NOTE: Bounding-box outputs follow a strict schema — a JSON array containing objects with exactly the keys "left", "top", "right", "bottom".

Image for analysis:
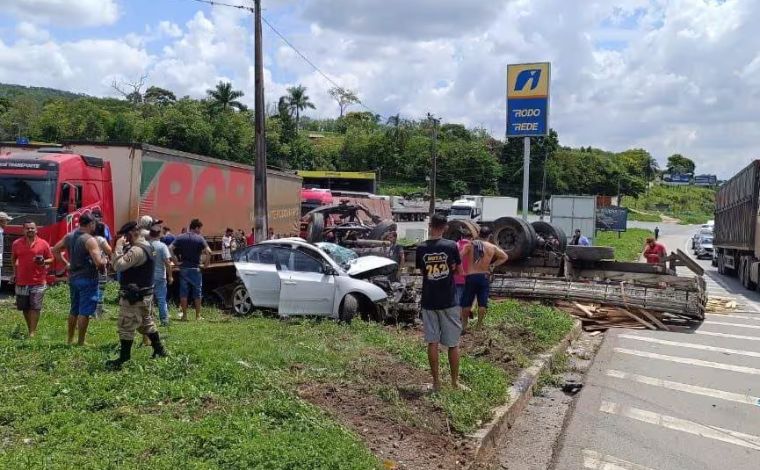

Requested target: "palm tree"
[
  {"left": 286, "top": 85, "right": 315, "bottom": 131},
  {"left": 206, "top": 81, "right": 246, "bottom": 112}
]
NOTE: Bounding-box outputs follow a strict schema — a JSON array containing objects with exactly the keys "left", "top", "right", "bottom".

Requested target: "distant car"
[
  {"left": 695, "top": 235, "right": 714, "bottom": 260},
  {"left": 692, "top": 226, "right": 713, "bottom": 250},
  {"left": 231, "top": 239, "right": 394, "bottom": 321}
]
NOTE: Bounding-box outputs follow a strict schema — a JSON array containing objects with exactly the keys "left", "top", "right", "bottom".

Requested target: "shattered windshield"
[{"left": 316, "top": 242, "right": 358, "bottom": 269}]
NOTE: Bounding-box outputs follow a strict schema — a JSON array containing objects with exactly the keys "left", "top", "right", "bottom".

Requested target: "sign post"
[{"left": 506, "top": 62, "right": 550, "bottom": 219}]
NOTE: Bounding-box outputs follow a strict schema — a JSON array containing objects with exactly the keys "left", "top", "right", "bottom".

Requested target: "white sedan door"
[
  {"left": 234, "top": 245, "right": 287, "bottom": 308},
  {"left": 277, "top": 248, "right": 337, "bottom": 315}
]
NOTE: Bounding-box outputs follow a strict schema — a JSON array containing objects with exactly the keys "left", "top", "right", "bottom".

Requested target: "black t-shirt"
[
  {"left": 416, "top": 238, "right": 461, "bottom": 310},
  {"left": 171, "top": 232, "right": 209, "bottom": 268}
]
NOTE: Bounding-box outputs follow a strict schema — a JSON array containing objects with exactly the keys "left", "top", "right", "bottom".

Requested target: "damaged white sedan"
[{"left": 231, "top": 238, "right": 398, "bottom": 321}]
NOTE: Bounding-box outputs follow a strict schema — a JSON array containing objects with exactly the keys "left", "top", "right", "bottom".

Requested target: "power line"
[{"left": 177, "top": 0, "right": 379, "bottom": 116}]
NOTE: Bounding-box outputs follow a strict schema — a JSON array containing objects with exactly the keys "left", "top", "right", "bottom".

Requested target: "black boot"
[
  {"left": 147, "top": 332, "right": 167, "bottom": 358},
  {"left": 105, "top": 339, "right": 133, "bottom": 370}
]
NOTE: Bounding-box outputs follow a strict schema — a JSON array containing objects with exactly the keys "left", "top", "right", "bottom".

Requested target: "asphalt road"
[{"left": 553, "top": 223, "right": 760, "bottom": 470}]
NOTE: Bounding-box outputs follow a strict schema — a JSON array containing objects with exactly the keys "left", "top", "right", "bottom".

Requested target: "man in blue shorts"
[
  {"left": 416, "top": 214, "right": 464, "bottom": 392},
  {"left": 52, "top": 214, "right": 107, "bottom": 345},
  {"left": 170, "top": 218, "right": 212, "bottom": 321},
  {"left": 460, "top": 226, "right": 508, "bottom": 331}
]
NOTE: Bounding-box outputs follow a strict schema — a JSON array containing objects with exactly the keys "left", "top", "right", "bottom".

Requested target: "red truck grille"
[{"left": 2, "top": 233, "right": 20, "bottom": 280}]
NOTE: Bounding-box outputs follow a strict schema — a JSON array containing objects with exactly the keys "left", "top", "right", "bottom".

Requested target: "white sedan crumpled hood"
[{"left": 345, "top": 255, "right": 397, "bottom": 278}]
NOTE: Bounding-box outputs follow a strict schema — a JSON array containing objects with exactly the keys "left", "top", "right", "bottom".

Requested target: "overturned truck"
[{"left": 439, "top": 217, "right": 707, "bottom": 322}]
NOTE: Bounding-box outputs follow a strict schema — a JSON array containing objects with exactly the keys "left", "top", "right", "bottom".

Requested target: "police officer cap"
[{"left": 118, "top": 221, "right": 139, "bottom": 235}]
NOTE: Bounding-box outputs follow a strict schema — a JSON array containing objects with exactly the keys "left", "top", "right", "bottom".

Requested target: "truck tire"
[
  {"left": 531, "top": 221, "right": 567, "bottom": 252},
  {"left": 339, "top": 294, "right": 358, "bottom": 323},
  {"left": 368, "top": 220, "right": 397, "bottom": 240},
  {"left": 305, "top": 213, "right": 325, "bottom": 243},
  {"left": 444, "top": 219, "right": 479, "bottom": 241},
  {"left": 565, "top": 245, "right": 615, "bottom": 261},
  {"left": 717, "top": 253, "right": 726, "bottom": 275},
  {"left": 741, "top": 257, "right": 757, "bottom": 290},
  {"left": 492, "top": 217, "right": 536, "bottom": 260},
  {"left": 231, "top": 282, "right": 254, "bottom": 316}
]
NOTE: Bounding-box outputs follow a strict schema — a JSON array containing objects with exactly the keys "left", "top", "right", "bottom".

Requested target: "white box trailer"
[
  {"left": 448, "top": 195, "right": 518, "bottom": 223},
  {"left": 550, "top": 195, "right": 597, "bottom": 243}
]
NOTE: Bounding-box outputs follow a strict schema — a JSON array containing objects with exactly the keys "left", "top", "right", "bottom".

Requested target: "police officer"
[{"left": 106, "top": 221, "right": 167, "bottom": 370}]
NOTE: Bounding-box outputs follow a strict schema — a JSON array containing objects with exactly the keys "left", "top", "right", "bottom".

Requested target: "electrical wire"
[{"left": 176, "top": 0, "right": 380, "bottom": 116}]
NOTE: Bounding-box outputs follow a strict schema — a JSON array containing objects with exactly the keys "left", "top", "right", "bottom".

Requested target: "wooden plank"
[
  {"left": 590, "top": 261, "right": 666, "bottom": 274},
  {"left": 573, "top": 302, "right": 596, "bottom": 318},
  {"left": 635, "top": 308, "right": 671, "bottom": 331},
  {"left": 675, "top": 249, "right": 704, "bottom": 276},
  {"left": 618, "top": 309, "right": 658, "bottom": 330}
]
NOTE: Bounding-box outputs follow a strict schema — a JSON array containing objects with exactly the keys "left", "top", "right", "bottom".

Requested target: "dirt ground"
[{"left": 299, "top": 348, "right": 475, "bottom": 470}]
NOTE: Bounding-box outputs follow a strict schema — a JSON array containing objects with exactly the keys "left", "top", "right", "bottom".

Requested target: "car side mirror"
[{"left": 324, "top": 262, "right": 337, "bottom": 275}]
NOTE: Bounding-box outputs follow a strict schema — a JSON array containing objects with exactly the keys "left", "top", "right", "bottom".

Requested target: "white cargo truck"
[
  {"left": 448, "top": 195, "right": 518, "bottom": 223},
  {"left": 550, "top": 195, "right": 597, "bottom": 243}
]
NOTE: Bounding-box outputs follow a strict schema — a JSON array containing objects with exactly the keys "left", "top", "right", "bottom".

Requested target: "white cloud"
[
  {"left": 4, "top": 0, "right": 119, "bottom": 27},
  {"left": 1, "top": 0, "right": 760, "bottom": 177}
]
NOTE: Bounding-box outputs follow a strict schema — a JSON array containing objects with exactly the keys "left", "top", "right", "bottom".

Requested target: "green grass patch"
[
  {"left": 626, "top": 184, "right": 714, "bottom": 225},
  {"left": 596, "top": 228, "right": 653, "bottom": 261},
  {"left": 0, "top": 283, "right": 576, "bottom": 467},
  {"left": 627, "top": 209, "right": 662, "bottom": 222}
]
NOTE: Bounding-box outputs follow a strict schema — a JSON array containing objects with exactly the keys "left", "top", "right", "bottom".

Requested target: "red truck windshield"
[{"left": 0, "top": 176, "right": 56, "bottom": 210}]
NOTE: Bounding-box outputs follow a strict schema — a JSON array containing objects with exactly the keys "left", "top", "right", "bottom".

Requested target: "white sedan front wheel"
[{"left": 232, "top": 283, "right": 254, "bottom": 316}]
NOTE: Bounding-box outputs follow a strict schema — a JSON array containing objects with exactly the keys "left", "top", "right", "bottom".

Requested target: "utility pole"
[
  {"left": 427, "top": 114, "right": 439, "bottom": 218},
  {"left": 253, "top": 0, "right": 268, "bottom": 243},
  {"left": 539, "top": 143, "right": 548, "bottom": 221},
  {"left": 522, "top": 137, "right": 530, "bottom": 220}
]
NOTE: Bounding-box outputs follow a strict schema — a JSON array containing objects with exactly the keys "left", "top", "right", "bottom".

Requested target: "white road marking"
[
  {"left": 619, "top": 334, "right": 760, "bottom": 358},
  {"left": 696, "top": 330, "right": 760, "bottom": 342},
  {"left": 582, "top": 449, "right": 657, "bottom": 470},
  {"left": 704, "top": 320, "right": 760, "bottom": 330},
  {"left": 614, "top": 348, "right": 760, "bottom": 375},
  {"left": 707, "top": 314, "right": 760, "bottom": 321},
  {"left": 606, "top": 369, "right": 760, "bottom": 407},
  {"left": 599, "top": 401, "right": 760, "bottom": 451}
]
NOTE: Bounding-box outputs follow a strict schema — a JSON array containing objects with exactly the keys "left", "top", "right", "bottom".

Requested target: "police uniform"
[{"left": 106, "top": 222, "right": 167, "bottom": 370}]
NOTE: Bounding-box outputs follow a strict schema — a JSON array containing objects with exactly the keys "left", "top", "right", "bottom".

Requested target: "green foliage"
[
  {"left": 627, "top": 209, "right": 662, "bottom": 222},
  {"left": 595, "top": 228, "right": 653, "bottom": 261},
  {"left": 206, "top": 81, "right": 246, "bottom": 112},
  {"left": 626, "top": 185, "right": 715, "bottom": 224},
  {"left": 666, "top": 154, "right": 696, "bottom": 174}
]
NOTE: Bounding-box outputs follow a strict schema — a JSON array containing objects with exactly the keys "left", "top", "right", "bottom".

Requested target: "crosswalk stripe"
[
  {"left": 619, "top": 334, "right": 760, "bottom": 358},
  {"left": 706, "top": 314, "right": 760, "bottom": 321},
  {"left": 696, "top": 330, "right": 760, "bottom": 342},
  {"left": 614, "top": 348, "right": 760, "bottom": 375},
  {"left": 599, "top": 401, "right": 760, "bottom": 451},
  {"left": 582, "top": 449, "right": 657, "bottom": 470},
  {"left": 704, "top": 320, "right": 760, "bottom": 330},
  {"left": 606, "top": 369, "right": 760, "bottom": 407}
]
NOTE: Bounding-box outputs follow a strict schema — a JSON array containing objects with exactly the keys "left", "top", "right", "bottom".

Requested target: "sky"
[{"left": 0, "top": 0, "right": 757, "bottom": 178}]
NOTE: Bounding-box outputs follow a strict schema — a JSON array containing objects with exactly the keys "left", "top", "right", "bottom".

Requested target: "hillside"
[
  {"left": 625, "top": 184, "right": 715, "bottom": 224},
  {"left": 0, "top": 83, "right": 88, "bottom": 103}
]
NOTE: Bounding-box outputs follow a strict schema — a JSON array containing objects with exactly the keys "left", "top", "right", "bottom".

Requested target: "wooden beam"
[{"left": 635, "top": 308, "right": 671, "bottom": 331}]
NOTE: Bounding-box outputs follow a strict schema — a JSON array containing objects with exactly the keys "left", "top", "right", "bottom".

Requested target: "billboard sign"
[
  {"left": 596, "top": 205, "right": 628, "bottom": 232},
  {"left": 506, "top": 62, "right": 550, "bottom": 137}
]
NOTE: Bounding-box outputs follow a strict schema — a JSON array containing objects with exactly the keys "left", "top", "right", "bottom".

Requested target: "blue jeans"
[
  {"left": 179, "top": 268, "right": 202, "bottom": 301},
  {"left": 154, "top": 278, "right": 169, "bottom": 324},
  {"left": 69, "top": 277, "right": 99, "bottom": 317}
]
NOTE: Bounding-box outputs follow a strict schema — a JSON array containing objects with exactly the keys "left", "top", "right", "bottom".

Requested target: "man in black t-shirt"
[{"left": 416, "top": 214, "right": 463, "bottom": 392}]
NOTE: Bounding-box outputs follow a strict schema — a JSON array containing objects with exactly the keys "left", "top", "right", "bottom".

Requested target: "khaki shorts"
[
  {"left": 422, "top": 306, "right": 462, "bottom": 347},
  {"left": 117, "top": 297, "right": 157, "bottom": 341}
]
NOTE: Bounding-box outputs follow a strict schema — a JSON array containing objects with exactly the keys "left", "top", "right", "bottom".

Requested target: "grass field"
[
  {"left": 0, "top": 283, "right": 572, "bottom": 469},
  {"left": 626, "top": 184, "right": 714, "bottom": 225},
  {"left": 627, "top": 209, "right": 662, "bottom": 222},
  {"left": 596, "top": 228, "right": 653, "bottom": 261}
]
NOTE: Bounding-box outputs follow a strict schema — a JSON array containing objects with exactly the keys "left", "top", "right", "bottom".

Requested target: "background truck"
[
  {"left": 447, "top": 195, "right": 518, "bottom": 223},
  {"left": 0, "top": 142, "right": 302, "bottom": 285},
  {"left": 388, "top": 195, "right": 428, "bottom": 222},
  {"left": 713, "top": 159, "right": 760, "bottom": 289},
  {"left": 550, "top": 195, "right": 597, "bottom": 243}
]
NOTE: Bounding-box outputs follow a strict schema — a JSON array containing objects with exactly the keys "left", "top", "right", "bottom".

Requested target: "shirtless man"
[{"left": 459, "top": 226, "right": 508, "bottom": 330}]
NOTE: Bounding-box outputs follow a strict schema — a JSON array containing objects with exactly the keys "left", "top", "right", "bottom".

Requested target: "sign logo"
[
  {"left": 515, "top": 69, "right": 542, "bottom": 92},
  {"left": 506, "top": 62, "right": 550, "bottom": 137}
]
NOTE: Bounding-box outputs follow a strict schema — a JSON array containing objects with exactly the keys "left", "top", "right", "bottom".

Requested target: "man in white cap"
[{"left": 0, "top": 211, "right": 13, "bottom": 288}]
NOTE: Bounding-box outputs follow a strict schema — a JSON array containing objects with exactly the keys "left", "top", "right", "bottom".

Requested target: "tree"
[
  {"left": 328, "top": 86, "right": 359, "bottom": 117},
  {"left": 666, "top": 154, "right": 695, "bottom": 174},
  {"left": 206, "top": 81, "right": 247, "bottom": 112},
  {"left": 144, "top": 86, "right": 177, "bottom": 106},
  {"left": 112, "top": 74, "right": 148, "bottom": 107},
  {"left": 285, "top": 85, "right": 315, "bottom": 131}
]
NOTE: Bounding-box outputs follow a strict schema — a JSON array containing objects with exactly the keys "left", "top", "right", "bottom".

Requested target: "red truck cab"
[
  {"left": 300, "top": 187, "right": 333, "bottom": 216},
  {"left": 0, "top": 149, "right": 115, "bottom": 282}
]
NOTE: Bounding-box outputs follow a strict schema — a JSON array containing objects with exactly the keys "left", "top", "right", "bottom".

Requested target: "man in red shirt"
[
  {"left": 246, "top": 226, "right": 255, "bottom": 246},
  {"left": 643, "top": 237, "right": 667, "bottom": 264},
  {"left": 11, "top": 221, "right": 53, "bottom": 337}
]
